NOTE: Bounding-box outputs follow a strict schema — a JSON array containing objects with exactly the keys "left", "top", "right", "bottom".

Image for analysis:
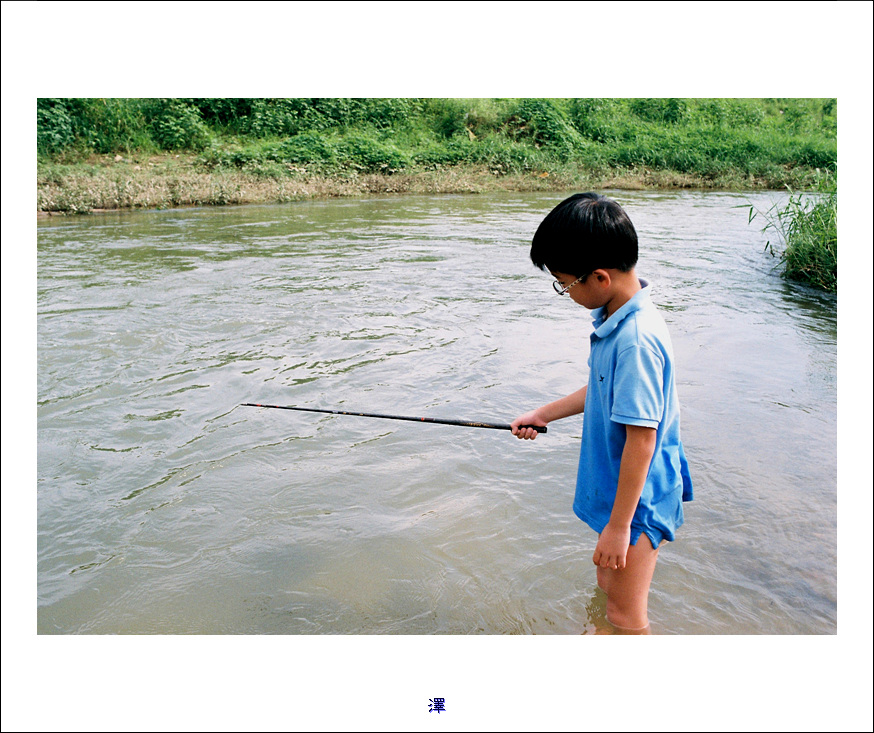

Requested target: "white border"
[{"left": 4, "top": 2, "right": 872, "bottom": 731}]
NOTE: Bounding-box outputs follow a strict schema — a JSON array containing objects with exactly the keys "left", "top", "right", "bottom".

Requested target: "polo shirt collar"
[{"left": 591, "top": 278, "right": 650, "bottom": 338}]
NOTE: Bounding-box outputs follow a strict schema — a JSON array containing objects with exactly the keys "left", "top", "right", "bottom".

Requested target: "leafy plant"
[
  {"left": 630, "top": 98, "right": 688, "bottom": 124},
  {"left": 37, "top": 99, "right": 74, "bottom": 155},
  {"left": 242, "top": 99, "right": 304, "bottom": 137},
  {"left": 38, "top": 98, "right": 155, "bottom": 155},
  {"left": 693, "top": 99, "right": 765, "bottom": 128},
  {"left": 568, "top": 98, "right": 624, "bottom": 143},
  {"left": 427, "top": 98, "right": 471, "bottom": 138},
  {"left": 412, "top": 139, "right": 476, "bottom": 169},
  {"left": 336, "top": 134, "right": 409, "bottom": 174},
  {"left": 506, "top": 99, "right": 581, "bottom": 159},
  {"left": 191, "top": 98, "right": 254, "bottom": 130},
  {"left": 150, "top": 99, "right": 212, "bottom": 151},
  {"left": 237, "top": 98, "right": 424, "bottom": 138},
  {"left": 425, "top": 98, "right": 508, "bottom": 139},
  {"left": 271, "top": 133, "right": 338, "bottom": 167},
  {"left": 470, "top": 137, "right": 544, "bottom": 175}
]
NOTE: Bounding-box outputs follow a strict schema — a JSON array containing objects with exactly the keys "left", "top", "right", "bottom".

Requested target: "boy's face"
[{"left": 551, "top": 270, "right": 606, "bottom": 310}]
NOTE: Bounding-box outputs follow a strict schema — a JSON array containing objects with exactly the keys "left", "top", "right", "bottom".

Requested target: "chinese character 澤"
[{"left": 429, "top": 698, "right": 446, "bottom": 713}]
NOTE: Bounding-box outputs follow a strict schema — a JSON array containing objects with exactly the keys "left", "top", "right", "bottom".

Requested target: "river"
[{"left": 36, "top": 190, "right": 837, "bottom": 634}]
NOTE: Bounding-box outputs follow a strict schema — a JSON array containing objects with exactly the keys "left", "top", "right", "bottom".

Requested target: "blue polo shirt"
[{"left": 573, "top": 280, "right": 693, "bottom": 548}]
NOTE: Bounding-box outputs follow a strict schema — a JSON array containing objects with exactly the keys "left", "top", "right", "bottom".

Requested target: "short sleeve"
[{"left": 611, "top": 344, "right": 665, "bottom": 428}]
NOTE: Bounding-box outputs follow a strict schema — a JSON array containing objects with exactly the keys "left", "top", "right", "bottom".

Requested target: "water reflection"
[{"left": 776, "top": 280, "right": 837, "bottom": 338}]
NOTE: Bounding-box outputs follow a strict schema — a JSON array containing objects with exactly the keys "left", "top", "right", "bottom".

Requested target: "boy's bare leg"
[{"left": 597, "top": 534, "right": 660, "bottom": 632}]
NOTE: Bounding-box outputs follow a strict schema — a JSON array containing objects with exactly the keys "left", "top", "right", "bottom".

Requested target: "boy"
[{"left": 511, "top": 193, "right": 693, "bottom": 633}]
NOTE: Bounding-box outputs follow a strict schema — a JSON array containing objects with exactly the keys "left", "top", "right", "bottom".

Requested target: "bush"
[
  {"left": 630, "top": 98, "right": 688, "bottom": 124},
  {"left": 150, "top": 99, "right": 212, "bottom": 151},
  {"left": 197, "top": 145, "right": 263, "bottom": 170},
  {"left": 506, "top": 98, "right": 581, "bottom": 159},
  {"left": 353, "top": 98, "right": 423, "bottom": 130},
  {"left": 237, "top": 98, "right": 424, "bottom": 138},
  {"left": 273, "top": 133, "right": 337, "bottom": 163},
  {"left": 793, "top": 140, "right": 837, "bottom": 170},
  {"left": 242, "top": 99, "right": 305, "bottom": 137},
  {"left": 44, "top": 98, "right": 155, "bottom": 154},
  {"left": 37, "top": 99, "right": 75, "bottom": 156},
  {"left": 269, "top": 133, "right": 339, "bottom": 173},
  {"left": 412, "top": 139, "right": 476, "bottom": 169},
  {"left": 425, "top": 98, "right": 508, "bottom": 139},
  {"left": 695, "top": 99, "right": 765, "bottom": 128},
  {"left": 469, "top": 137, "right": 545, "bottom": 175},
  {"left": 191, "top": 98, "right": 254, "bottom": 130},
  {"left": 426, "top": 98, "right": 470, "bottom": 138},
  {"left": 568, "top": 98, "right": 625, "bottom": 143},
  {"left": 336, "top": 134, "right": 409, "bottom": 173}
]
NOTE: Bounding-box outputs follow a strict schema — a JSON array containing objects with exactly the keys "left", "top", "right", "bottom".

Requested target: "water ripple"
[{"left": 37, "top": 191, "right": 836, "bottom": 634}]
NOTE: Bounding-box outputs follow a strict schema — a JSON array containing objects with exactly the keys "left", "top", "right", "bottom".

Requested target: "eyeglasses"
[{"left": 552, "top": 274, "right": 588, "bottom": 296}]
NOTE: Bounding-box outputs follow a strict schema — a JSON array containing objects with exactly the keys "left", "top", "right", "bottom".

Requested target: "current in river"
[{"left": 36, "top": 190, "right": 837, "bottom": 634}]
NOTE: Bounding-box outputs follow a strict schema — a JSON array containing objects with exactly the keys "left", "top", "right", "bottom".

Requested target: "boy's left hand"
[{"left": 593, "top": 523, "right": 631, "bottom": 570}]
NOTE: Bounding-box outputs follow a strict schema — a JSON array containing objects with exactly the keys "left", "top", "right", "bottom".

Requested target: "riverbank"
[
  {"left": 37, "top": 153, "right": 810, "bottom": 216},
  {"left": 37, "top": 98, "right": 836, "bottom": 215}
]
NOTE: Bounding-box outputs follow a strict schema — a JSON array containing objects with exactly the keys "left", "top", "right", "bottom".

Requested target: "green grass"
[
  {"left": 748, "top": 171, "right": 837, "bottom": 292},
  {"left": 38, "top": 98, "right": 836, "bottom": 186}
]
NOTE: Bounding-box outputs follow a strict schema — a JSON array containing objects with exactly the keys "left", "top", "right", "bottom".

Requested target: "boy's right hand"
[{"left": 511, "top": 410, "right": 548, "bottom": 440}]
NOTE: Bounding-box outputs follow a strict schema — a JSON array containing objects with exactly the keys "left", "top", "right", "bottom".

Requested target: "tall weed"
[{"left": 749, "top": 172, "right": 837, "bottom": 292}]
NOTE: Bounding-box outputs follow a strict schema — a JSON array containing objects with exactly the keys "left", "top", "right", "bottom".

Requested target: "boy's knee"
[{"left": 606, "top": 598, "right": 648, "bottom": 631}]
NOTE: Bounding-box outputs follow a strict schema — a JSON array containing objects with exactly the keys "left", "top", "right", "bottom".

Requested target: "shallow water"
[{"left": 37, "top": 190, "right": 836, "bottom": 634}]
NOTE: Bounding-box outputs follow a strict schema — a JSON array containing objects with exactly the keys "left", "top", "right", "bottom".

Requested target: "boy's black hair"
[{"left": 530, "top": 192, "right": 638, "bottom": 276}]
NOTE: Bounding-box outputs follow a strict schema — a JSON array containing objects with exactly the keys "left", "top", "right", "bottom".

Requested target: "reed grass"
[{"left": 748, "top": 172, "right": 837, "bottom": 292}]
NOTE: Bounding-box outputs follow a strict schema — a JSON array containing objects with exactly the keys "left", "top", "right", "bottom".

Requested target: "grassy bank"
[
  {"left": 38, "top": 98, "right": 836, "bottom": 214},
  {"left": 36, "top": 152, "right": 746, "bottom": 215}
]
